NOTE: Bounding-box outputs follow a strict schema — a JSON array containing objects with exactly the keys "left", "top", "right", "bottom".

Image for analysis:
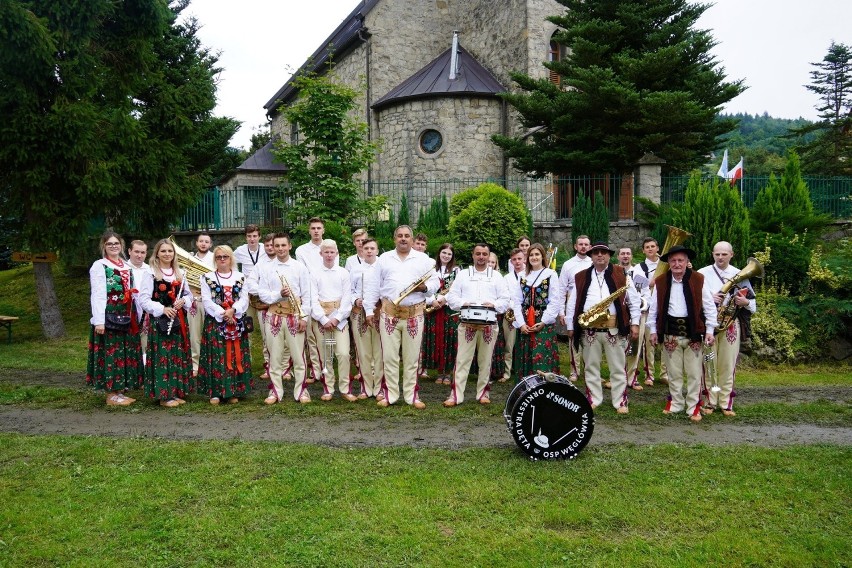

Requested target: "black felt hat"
[
  {"left": 587, "top": 241, "right": 616, "bottom": 255},
  {"left": 660, "top": 244, "right": 696, "bottom": 262}
]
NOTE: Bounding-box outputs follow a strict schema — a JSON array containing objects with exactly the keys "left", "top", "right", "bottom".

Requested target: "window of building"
[
  {"left": 417, "top": 127, "right": 445, "bottom": 158},
  {"left": 548, "top": 35, "right": 567, "bottom": 86}
]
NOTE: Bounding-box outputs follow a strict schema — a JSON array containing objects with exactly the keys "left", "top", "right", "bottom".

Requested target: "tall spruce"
[
  {"left": 672, "top": 175, "right": 750, "bottom": 267},
  {"left": 751, "top": 151, "right": 829, "bottom": 236},
  {"left": 493, "top": 0, "right": 744, "bottom": 176},
  {"left": 0, "top": 0, "right": 239, "bottom": 338},
  {"left": 790, "top": 42, "right": 852, "bottom": 175},
  {"left": 571, "top": 192, "right": 609, "bottom": 244}
]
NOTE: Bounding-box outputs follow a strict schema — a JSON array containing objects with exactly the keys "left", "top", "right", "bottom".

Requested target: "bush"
[
  {"left": 448, "top": 183, "right": 530, "bottom": 262},
  {"left": 751, "top": 287, "right": 801, "bottom": 361}
]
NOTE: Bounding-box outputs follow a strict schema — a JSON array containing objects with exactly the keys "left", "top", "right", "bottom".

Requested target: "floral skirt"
[
  {"left": 145, "top": 323, "right": 193, "bottom": 401},
  {"left": 86, "top": 326, "right": 143, "bottom": 392},
  {"left": 422, "top": 307, "right": 458, "bottom": 373},
  {"left": 197, "top": 316, "right": 253, "bottom": 399},
  {"left": 514, "top": 323, "right": 559, "bottom": 380}
]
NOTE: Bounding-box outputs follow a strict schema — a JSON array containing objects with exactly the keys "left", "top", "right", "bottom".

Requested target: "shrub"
[
  {"left": 448, "top": 183, "right": 530, "bottom": 262},
  {"left": 751, "top": 286, "right": 800, "bottom": 361}
]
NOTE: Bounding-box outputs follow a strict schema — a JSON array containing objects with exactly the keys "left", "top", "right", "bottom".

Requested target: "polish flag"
[
  {"left": 716, "top": 149, "right": 729, "bottom": 179},
  {"left": 728, "top": 158, "right": 743, "bottom": 184}
]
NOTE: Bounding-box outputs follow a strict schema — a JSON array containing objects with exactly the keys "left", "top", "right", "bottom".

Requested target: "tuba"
[
  {"left": 716, "top": 257, "right": 764, "bottom": 332},
  {"left": 169, "top": 236, "right": 211, "bottom": 295},
  {"left": 652, "top": 225, "right": 693, "bottom": 282}
]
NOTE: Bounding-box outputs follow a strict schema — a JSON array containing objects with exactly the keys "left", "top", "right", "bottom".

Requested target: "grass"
[{"left": 0, "top": 434, "right": 849, "bottom": 567}]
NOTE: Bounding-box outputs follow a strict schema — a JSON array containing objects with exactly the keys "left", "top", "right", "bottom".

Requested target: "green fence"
[{"left": 661, "top": 174, "right": 852, "bottom": 218}]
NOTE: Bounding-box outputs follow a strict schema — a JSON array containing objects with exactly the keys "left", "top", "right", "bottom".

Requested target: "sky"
[{"left": 184, "top": 0, "right": 852, "bottom": 150}]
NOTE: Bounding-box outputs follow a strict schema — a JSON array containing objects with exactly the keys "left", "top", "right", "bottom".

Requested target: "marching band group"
[{"left": 87, "top": 220, "right": 757, "bottom": 421}]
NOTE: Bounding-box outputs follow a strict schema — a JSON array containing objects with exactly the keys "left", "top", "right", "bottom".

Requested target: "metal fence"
[
  {"left": 661, "top": 174, "right": 852, "bottom": 218},
  {"left": 174, "top": 175, "right": 633, "bottom": 231}
]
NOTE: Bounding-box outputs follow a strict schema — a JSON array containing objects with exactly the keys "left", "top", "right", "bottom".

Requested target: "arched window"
[{"left": 548, "top": 35, "right": 567, "bottom": 86}]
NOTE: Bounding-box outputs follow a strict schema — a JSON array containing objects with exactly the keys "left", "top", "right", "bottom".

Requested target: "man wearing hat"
[
  {"left": 647, "top": 245, "right": 717, "bottom": 422},
  {"left": 564, "top": 242, "right": 641, "bottom": 413}
]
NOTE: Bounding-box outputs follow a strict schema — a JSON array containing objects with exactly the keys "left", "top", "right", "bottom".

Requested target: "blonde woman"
[{"left": 197, "top": 245, "right": 253, "bottom": 404}]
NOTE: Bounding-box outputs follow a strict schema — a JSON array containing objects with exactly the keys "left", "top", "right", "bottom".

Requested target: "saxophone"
[{"left": 578, "top": 284, "right": 629, "bottom": 328}]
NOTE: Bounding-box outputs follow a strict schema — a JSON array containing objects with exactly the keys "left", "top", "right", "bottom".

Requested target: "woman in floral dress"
[
  {"left": 423, "top": 243, "right": 459, "bottom": 384},
  {"left": 137, "top": 239, "right": 193, "bottom": 407},
  {"left": 509, "top": 243, "right": 563, "bottom": 381},
  {"left": 86, "top": 231, "right": 143, "bottom": 406},
  {"left": 197, "top": 245, "right": 253, "bottom": 404}
]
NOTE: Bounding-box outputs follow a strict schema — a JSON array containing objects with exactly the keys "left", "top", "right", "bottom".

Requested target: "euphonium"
[
  {"left": 278, "top": 273, "right": 306, "bottom": 319},
  {"left": 578, "top": 283, "right": 629, "bottom": 328},
  {"left": 393, "top": 269, "right": 434, "bottom": 306},
  {"left": 652, "top": 225, "right": 693, "bottom": 282},
  {"left": 169, "top": 236, "right": 211, "bottom": 295},
  {"left": 715, "top": 257, "right": 764, "bottom": 332}
]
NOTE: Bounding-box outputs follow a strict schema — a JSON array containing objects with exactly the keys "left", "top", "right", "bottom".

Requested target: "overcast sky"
[{"left": 185, "top": 0, "right": 852, "bottom": 150}]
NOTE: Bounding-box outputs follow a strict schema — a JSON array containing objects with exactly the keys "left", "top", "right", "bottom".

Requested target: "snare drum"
[
  {"left": 504, "top": 373, "right": 594, "bottom": 460},
  {"left": 459, "top": 305, "right": 497, "bottom": 326}
]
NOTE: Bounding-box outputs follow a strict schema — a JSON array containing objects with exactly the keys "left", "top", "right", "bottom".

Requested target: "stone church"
[{"left": 219, "top": 0, "right": 648, "bottom": 242}]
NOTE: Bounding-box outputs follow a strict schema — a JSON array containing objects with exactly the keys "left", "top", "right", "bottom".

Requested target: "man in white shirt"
[
  {"left": 310, "top": 240, "right": 354, "bottom": 401},
  {"left": 244, "top": 233, "right": 278, "bottom": 380},
  {"left": 633, "top": 237, "right": 667, "bottom": 386},
  {"left": 499, "top": 248, "right": 526, "bottom": 382},
  {"left": 349, "top": 238, "right": 383, "bottom": 399},
  {"left": 443, "top": 243, "right": 510, "bottom": 406},
  {"left": 296, "top": 217, "right": 334, "bottom": 384},
  {"left": 127, "top": 240, "right": 152, "bottom": 364},
  {"left": 234, "top": 224, "right": 263, "bottom": 364},
  {"left": 698, "top": 241, "right": 756, "bottom": 417},
  {"left": 187, "top": 233, "right": 214, "bottom": 375},
  {"left": 364, "top": 225, "right": 439, "bottom": 408},
  {"left": 344, "top": 228, "right": 368, "bottom": 273},
  {"left": 648, "top": 245, "right": 717, "bottom": 422},
  {"left": 256, "top": 233, "right": 313, "bottom": 404},
  {"left": 558, "top": 235, "right": 592, "bottom": 382},
  {"left": 565, "top": 242, "right": 641, "bottom": 413}
]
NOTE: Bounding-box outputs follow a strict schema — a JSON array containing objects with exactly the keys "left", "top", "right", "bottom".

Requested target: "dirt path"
[{"left": 2, "top": 369, "right": 850, "bottom": 448}]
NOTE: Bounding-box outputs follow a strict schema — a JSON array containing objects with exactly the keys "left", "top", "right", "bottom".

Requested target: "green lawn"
[{"left": 0, "top": 434, "right": 849, "bottom": 567}]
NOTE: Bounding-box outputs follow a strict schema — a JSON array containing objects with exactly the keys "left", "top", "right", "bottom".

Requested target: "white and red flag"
[{"left": 728, "top": 158, "right": 743, "bottom": 184}]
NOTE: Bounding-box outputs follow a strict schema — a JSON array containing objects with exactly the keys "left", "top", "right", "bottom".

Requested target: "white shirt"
[
  {"left": 632, "top": 257, "right": 660, "bottom": 280},
  {"left": 698, "top": 263, "right": 757, "bottom": 314},
  {"left": 137, "top": 268, "right": 192, "bottom": 318},
  {"left": 349, "top": 259, "right": 378, "bottom": 302},
  {"left": 446, "top": 266, "right": 511, "bottom": 314},
  {"left": 508, "top": 267, "right": 563, "bottom": 328},
  {"left": 129, "top": 261, "right": 153, "bottom": 321},
  {"left": 193, "top": 251, "right": 216, "bottom": 270},
  {"left": 295, "top": 241, "right": 334, "bottom": 275},
  {"left": 647, "top": 272, "right": 718, "bottom": 335},
  {"left": 344, "top": 254, "right": 364, "bottom": 273},
  {"left": 234, "top": 244, "right": 263, "bottom": 278},
  {"left": 558, "top": 255, "right": 593, "bottom": 316},
  {"left": 363, "top": 249, "right": 440, "bottom": 316},
  {"left": 310, "top": 264, "right": 353, "bottom": 330},
  {"left": 564, "top": 267, "right": 641, "bottom": 330},
  {"left": 244, "top": 253, "right": 276, "bottom": 296},
  {"left": 200, "top": 270, "right": 249, "bottom": 321},
  {"left": 255, "top": 257, "right": 312, "bottom": 320}
]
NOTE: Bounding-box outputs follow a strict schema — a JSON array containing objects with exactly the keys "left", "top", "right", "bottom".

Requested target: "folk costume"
[
  {"left": 566, "top": 259, "right": 641, "bottom": 410},
  {"left": 500, "top": 269, "right": 521, "bottom": 382},
  {"left": 697, "top": 262, "right": 756, "bottom": 414},
  {"left": 129, "top": 260, "right": 153, "bottom": 363},
  {"left": 632, "top": 257, "right": 668, "bottom": 385},
  {"left": 559, "top": 254, "right": 592, "bottom": 381},
  {"left": 86, "top": 258, "right": 143, "bottom": 393},
  {"left": 350, "top": 259, "right": 383, "bottom": 398},
  {"left": 296, "top": 240, "right": 329, "bottom": 384},
  {"left": 648, "top": 247, "right": 718, "bottom": 419},
  {"left": 310, "top": 263, "right": 354, "bottom": 400},
  {"left": 363, "top": 248, "right": 440, "bottom": 407},
  {"left": 138, "top": 269, "right": 193, "bottom": 403},
  {"left": 422, "top": 265, "right": 459, "bottom": 380},
  {"left": 197, "top": 270, "right": 253, "bottom": 401},
  {"left": 256, "top": 257, "right": 313, "bottom": 402},
  {"left": 444, "top": 266, "right": 510, "bottom": 405},
  {"left": 509, "top": 267, "right": 563, "bottom": 380}
]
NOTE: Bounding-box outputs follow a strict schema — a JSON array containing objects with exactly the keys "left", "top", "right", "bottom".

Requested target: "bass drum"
[{"left": 503, "top": 373, "right": 594, "bottom": 461}]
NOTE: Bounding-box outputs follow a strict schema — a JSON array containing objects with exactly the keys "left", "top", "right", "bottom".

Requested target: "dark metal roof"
[
  {"left": 263, "top": 0, "right": 380, "bottom": 114},
  {"left": 372, "top": 45, "right": 506, "bottom": 111},
  {"left": 237, "top": 140, "right": 286, "bottom": 173}
]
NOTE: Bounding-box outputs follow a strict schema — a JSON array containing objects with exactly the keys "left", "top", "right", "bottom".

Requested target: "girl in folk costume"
[
  {"left": 509, "top": 243, "right": 563, "bottom": 380},
  {"left": 197, "top": 245, "right": 253, "bottom": 404},
  {"left": 423, "top": 243, "right": 460, "bottom": 384},
  {"left": 86, "top": 231, "right": 143, "bottom": 406},
  {"left": 137, "top": 239, "right": 193, "bottom": 407}
]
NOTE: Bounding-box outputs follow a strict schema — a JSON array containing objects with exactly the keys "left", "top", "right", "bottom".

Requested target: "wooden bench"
[{"left": 0, "top": 316, "right": 19, "bottom": 343}]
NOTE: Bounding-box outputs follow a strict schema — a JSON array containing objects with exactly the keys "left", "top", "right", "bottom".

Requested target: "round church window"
[{"left": 419, "top": 129, "right": 443, "bottom": 154}]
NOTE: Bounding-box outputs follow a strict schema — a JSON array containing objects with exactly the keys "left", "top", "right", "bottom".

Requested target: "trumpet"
[
  {"left": 278, "top": 273, "right": 306, "bottom": 318},
  {"left": 321, "top": 334, "right": 337, "bottom": 377},
  {"left": 393, "top": 269, "right": 434, "bottom": 306}
]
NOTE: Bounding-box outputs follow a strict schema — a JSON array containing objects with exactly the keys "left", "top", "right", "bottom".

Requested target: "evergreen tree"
[
  {"left": 673, "top": 175, "right": 750, "bottom": 266},
  {"left": 571, "top": 192, "right": 609, "bottom": 244},
  {"left": 790, "top": 42, "right": 852, "bottom": 175},
  {"left": 750, "top": 151, "right": 829, "bottom": 235},
  {"left": 0, "top": 0, "right": 239, "bottom": 338},
  {"left": 493, "top": 0, "right": 744, "bottom": 176},
  {"left": 271, "top": 71, "right": 379, "bottom": 226}
]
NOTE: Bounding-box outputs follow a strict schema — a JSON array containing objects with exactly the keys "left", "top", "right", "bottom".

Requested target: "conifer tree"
[
  {"left": 751, "top": 151, "right": 828, "bottom": 235},
  {"left": 493, "top": 0, "right": 743, "bottom": 175}
]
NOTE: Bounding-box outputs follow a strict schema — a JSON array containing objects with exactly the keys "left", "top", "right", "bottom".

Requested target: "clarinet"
[{"left": 166, "top": 270, "right": 186, "bottom": 335}]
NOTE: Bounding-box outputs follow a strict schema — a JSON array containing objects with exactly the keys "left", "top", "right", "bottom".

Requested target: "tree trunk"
[{"left": 34, "top": 262, "right": 66, "bottom": 339}]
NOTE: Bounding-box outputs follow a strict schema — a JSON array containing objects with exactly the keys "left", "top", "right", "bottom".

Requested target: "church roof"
[
  {"left": 372, "top": 45, "right": 506, "bottom": 111},
  {"left": 237, "top": 140, "right": 286, "bottom": 173},
  {"left": 263, "top": 0, "right": 380, "bottom": 114}
]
